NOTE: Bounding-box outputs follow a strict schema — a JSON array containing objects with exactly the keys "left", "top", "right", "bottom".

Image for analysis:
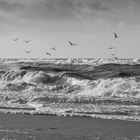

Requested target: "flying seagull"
[
  {"left": 25, "top": 50, "right": 31, "bottom": 54},
  {"left": 113, "top": 32, "right": 118, "bottom": 39},
  {"left": 68, "top": 41, "right": 79, "bottom": 46},
  {"left": 108, "top": 47, "right": 115, "bottom": 50},
  {"left": 46, "top": 52, "right": 51, "bottom": 56},
  {"left": 23, "top": 40, "right": 31, "bottom": 43}
]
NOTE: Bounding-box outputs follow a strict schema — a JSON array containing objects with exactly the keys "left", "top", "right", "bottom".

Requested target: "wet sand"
[{"left": 0, "top": 113, "right": 140, "bottom": 140}]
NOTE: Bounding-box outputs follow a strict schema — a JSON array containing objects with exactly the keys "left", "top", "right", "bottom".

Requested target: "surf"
[{"left": 0, "top": 58, "right": 140, "bottom": 121}]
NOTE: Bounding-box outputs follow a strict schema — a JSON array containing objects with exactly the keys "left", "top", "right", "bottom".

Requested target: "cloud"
[
  {"left": 0, "top": 0, "right": 139, "bottom": 32},
  {"left": 0, "top": 0, "right": 112, "bottom": 22}
]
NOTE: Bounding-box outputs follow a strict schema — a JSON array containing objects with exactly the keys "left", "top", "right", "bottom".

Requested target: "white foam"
[
  {"left": 77, "top": 77, "right": 140, "bottom": 98},
  {"left": 1, "top": 58, "right": 140, "bottom": 65}
]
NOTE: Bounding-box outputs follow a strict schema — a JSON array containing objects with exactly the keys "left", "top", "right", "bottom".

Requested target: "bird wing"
[
  {"left": 25, "top": 50, "right": 31, "bottom": 53},
  {"left": 68, "top": 41, "right": 72, "bottom": 45},
  {"left": 114, "top": 32, "right": 118, "bottom": 38}
]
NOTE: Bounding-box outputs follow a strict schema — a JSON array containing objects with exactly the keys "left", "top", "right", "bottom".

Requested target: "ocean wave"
[
  {"left": 0, "top": 63, "right": 140, "bottom": 96},
  {"left": 0, "top": 59, "right": 140, "bottom": 121}
]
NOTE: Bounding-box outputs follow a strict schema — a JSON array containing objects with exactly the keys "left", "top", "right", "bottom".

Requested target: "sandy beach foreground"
[{"left": 0, "top": 113, "right": 139, "bottom": 140}]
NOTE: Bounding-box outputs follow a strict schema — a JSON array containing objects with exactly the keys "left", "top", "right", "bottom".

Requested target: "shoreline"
[
  {"left": 0, "top": 107, "right": 140, "bottom": 122},
  {"left": 0, "top": 112, "right": 140, "bottom": 139}
]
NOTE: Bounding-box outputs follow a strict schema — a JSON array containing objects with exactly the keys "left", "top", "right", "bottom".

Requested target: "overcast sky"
[{"left": 0, "top": 0, "right": 140, "bottom": 58}]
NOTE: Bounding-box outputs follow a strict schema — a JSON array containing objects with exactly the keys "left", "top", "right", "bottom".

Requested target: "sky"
[{"left": 0, "top": 0, "right": 140, "bottom": 58}]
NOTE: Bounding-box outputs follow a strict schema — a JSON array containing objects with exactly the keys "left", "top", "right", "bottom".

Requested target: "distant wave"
[{"left": 19, "top": 63, "right": 140, "bottom": 78}]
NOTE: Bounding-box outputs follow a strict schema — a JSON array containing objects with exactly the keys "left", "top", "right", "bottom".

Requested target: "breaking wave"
[{"left": 0, "top": 58, "right": 140, "bottom": 121}]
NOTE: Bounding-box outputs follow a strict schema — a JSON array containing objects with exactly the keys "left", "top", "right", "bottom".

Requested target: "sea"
[{"left": 0, "top": 58, "right": 140, "bottom": 121}]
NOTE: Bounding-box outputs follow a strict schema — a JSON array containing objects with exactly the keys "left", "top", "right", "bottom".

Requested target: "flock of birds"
[
  {"left": 13, "top": 32, "right": 118, "bottom": 58},
  {"left": 13, "top": 37, "right": 79, "bottom": 56}
]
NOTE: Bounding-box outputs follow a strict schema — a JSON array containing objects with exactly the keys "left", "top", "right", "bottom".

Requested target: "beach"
[{"left": 0, "top": 113, "right": 140, "bottom": 140}]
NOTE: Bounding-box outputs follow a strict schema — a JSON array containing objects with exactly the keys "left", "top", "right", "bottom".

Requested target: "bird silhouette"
[
  {"left": 68, "top": 41, "right": 79, "bottom": 46},
  {"left": 113, "top": 32, "right": 118, "bottom": 39},
  {"left": 108, "top": 47, "right": 115, "bottom": 50},
  {"left": 25, "top": 50, "right": 31, "bottom": 54},
  {"left": 46, "top": 52, "right": 51, "bottom": 56},
  {"left": 23, "top": 40, "right": 31, "bottom": 43}
]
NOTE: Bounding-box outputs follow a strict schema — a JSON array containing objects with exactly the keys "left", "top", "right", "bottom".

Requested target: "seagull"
[
  {"left": 46, "top": 52, "right": 51, "bottom": 56},
  {"left": 25, "top": 50, "right": 31, "bottom": 54},
  {"left": 13, "top": 38, "right": 19, "bottom": 42},
  {"left": 68, "top": 41, "right": 79, "bottom": 46},
  {"left": 113, "top": 32, "right": 118, "bottom": 39},
  {"left": 23, "top": 40, "right": 31, "bottom": 43},
  {"left": 50, "top": 46, "right": 56, "bottom": 51},
  {"left": 108, "top": 47, "right": 115, "bottom": 50}
]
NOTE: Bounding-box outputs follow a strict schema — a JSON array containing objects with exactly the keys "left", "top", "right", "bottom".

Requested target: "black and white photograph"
[{"left": 0, "top": 0, "right": 140, "bottom": 139}]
